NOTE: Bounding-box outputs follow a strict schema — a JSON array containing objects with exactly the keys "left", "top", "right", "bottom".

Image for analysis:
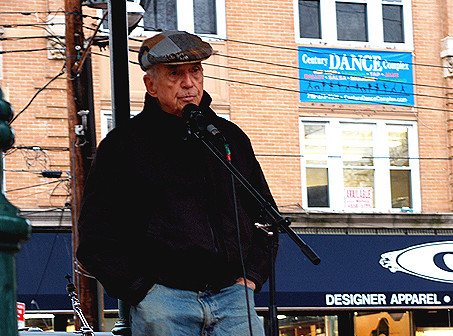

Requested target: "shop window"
[
  {"left": 277, "top": 314, "right": 338, "bottom": 336},
  {"left": 355, "top": 311, "right": 411, "bottom": 336},
  {"left": 295, "top": 0, "right": 413, "bottom": 50},
  {"left": 300, "top": 118, "right": 421, "bottom": 212}
]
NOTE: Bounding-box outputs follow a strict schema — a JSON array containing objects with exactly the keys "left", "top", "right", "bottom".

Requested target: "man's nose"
[{"left": 181, "top": 72, "right": 195, "bottom": 87}]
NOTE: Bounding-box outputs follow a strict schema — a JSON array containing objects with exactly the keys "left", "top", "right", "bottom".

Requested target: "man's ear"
[{"left": 143, "top": 74, "right": 158, "bottom": 98}]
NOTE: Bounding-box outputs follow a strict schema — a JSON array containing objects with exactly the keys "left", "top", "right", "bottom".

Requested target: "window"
[
  {"left": 100, "top": 110, "right": 229, "bottom": 139},
  {"left": 336, "top": 2, "right": 368, "bottom": 42},
  {"left": 140, "top": 0, "right": 178, "bottom": 31},
  {"left": 135, "top": 0, "right": 226, "bottom": 37},
  {"left": 101, "top": 110, "right": 140, "bottom": 138},
  {"left": 299, "top": 0, "right": 321, "bottom": 39},
  {"left": 300, "top": 118, "right": 420, "bottom": 212},
  {"left": 382, "top": 3, "right": 404, "bottom": 43},
  {"left": 295, "top": 0, "right": 413, "bottom": 49}
]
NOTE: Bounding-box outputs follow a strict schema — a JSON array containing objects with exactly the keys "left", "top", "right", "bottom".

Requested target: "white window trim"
[
  {"left": 299, "top": 117, "right": 421, "bottom": 213},
  {"left": 293, "top": 0, "right": 414, "bottom": 50},
  {"left": 101, "top": 110, "right": 230, "bottom": 139},
  {"left": 101, "top": 110, "right": 141, "bottom": 139},
  {"left": 123, "top": 0, "right": 226, "bottom": 40}
]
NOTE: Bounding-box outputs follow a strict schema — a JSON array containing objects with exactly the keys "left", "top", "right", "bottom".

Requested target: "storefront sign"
[
  {"left": 298, "top": 47, "right": 414, "bottom": 106},
  {"left": 17, "top": 302, "right": 25, "bottom": 329},
  {"left": 256, "top": 235, "right": 453, "bottom": 309},
  {"left": 325, "top": 292, "right": 447, "bottom": 306}
]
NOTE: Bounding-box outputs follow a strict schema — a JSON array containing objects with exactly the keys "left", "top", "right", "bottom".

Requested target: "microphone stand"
[
  {"left": 189, "top": 130, "right": 321, "bottom": 336},
  {"left": 65, "top": 274, "right": 95, "bottom": 336}
]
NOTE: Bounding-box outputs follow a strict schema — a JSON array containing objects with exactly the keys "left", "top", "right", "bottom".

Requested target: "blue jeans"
[{"left": 130, "top": 283, "right": 265, "bottom": 336}]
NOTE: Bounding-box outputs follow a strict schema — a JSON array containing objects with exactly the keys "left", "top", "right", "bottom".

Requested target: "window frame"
[
  {"left": 299, "top": 117, "right": 421, "bottom": 212},
  {"left": 100, "top": 110, "right": 229, "bottom": 139},
  {"left": 121, "top": 0, "right": 226, "bottom": 39},
  {"left": 294, "top": 0, "right": 413, "bottom": 50}
]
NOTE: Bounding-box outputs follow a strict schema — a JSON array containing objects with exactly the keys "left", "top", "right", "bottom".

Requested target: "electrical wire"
[
  {"left": 0, "top": 47, "right": 56, "bottom": 54},
  {"left": 83, "top": 21, "right": 453, "bottom": 93},
  {"left": 5, "top": 179, "right": 69, "bottom": 193},
  {"left": 199, "top": 34, "right": 448, "bottom": 71},
  {"left": 0, "top": 22, "right": 65, "bottom": 28},
  {"left": 0, "top": 10, "right": 65, "bottom": 15},
  {"left": 10, "top": 145, "right": 69, "bottom": 152},
  {"left": 124, "top": 48, "right": 452, "bottom": 107},
  {"left": 204, "top": 62, "right": 451, "bottom": 102},
  {"left": 214, "top": 52, "right": 453, "bottom": 93},
  {"left": 5, "top": 19, "right": 446, "bottom": 98},
  {"left": 0, "top": 35, "right": 64, "bottom": 41},
  {"left": 204, "top": 73, "right": 452, "bottom": 114},
  {"left": 87, "top": 49, "right": 453, "bottom": 121},
  {"left": 9, "top": 65, "right": 66, "bottom": 124}
]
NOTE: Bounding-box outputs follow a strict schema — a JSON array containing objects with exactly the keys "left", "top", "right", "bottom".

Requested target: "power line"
[
  {"left": 0, "top": 35, "right": 64, "bottom": 41},
  {"left": 127, "top": 47, "right": 451, "bottom": 103},
  {"left": 91, "top": 49, "right": 453, "bottom": 113},
  {"left": 5, "top": 178, "right": 68, "bottom": 193},
  {"left": 204, "top": 62, "right": 451, "bottom": 102},
  {"left": 126, "top": 37, "right": 450, "bottom": 99},
  {"left": 214, "top": 53, "right": 453, "bottom": 93},
  {"left": 11, "top": 145, "right": 69, "bottom": 152},
  {"left": 9, "top": 66, "right": 66, "bottom": 124},
  {"left": 0, "top": 10, "right": 65, "bottom": 15},
  {"left": 200, "top": 34, "right": 447, "bottom": 70},
  {"left": 86, "top": 23, "right": 452, "bottom": 94},
  {"left": 84, "top": 19, "right": 449, "bottom": 72},
  {"left": 0, "top": 22, "right": 65, "bottom": 28},
  {"left": 255, "top": 154, "right": 453, "bottom": 160},
  {"left": 0, "top": 47, "right": 57, "bottom": 54},
  {"left": 203, "top": 74, "right": 452, "bottom": 113}
]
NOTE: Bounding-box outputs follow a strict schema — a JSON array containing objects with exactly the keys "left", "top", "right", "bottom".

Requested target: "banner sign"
[
  {"left": 344, "top": 188, "right": 373, "bottom": 209},
  {"left": 298, "top": 47, "right": 414, "bottom": 106},
  {"left": 256, "top": 235, "right": 453, "bottom": 309}
]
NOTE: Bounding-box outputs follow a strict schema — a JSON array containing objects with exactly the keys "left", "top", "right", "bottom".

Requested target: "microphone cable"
[{"left": 225, "top": 143, "right": 255, "bottom": 336}]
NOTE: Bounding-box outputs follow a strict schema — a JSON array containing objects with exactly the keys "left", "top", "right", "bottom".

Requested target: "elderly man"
[{"left": 76, "top": 31, "right": 277, "bottom": 335}]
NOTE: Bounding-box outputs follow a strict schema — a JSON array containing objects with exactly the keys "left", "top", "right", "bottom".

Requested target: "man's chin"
[{"left": 180, "top": 97, "right": 199, "bottom": 105}]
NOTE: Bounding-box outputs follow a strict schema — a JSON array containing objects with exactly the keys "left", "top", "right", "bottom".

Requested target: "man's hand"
[{"left": 236, "top": 277, "right": 256, "bottom": 291}]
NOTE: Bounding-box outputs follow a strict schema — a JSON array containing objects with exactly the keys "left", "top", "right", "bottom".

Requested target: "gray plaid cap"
[{"left": 138, "top": 31, "right": 213, "bottom": 71}]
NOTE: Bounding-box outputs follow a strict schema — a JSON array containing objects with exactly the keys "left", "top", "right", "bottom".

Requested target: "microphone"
[{"left": 182, "top": 104, "right": 227, "bottom": 143}]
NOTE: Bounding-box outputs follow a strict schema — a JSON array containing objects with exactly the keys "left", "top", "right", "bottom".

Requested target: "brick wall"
[
  {"left": 1, "top": 0, "right": 452, "bottom": 214},
  {"left": 226, "top": 0, "right": 302, "bottom": 207}
]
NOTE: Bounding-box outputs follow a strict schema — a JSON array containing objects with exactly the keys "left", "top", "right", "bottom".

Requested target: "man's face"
[{"left": 144, "top": 62, "right": 204, "bottom": 117}]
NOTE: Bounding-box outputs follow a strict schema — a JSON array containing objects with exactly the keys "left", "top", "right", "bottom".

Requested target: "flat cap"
[{"left": 138, "top": 31, "right": 213, "bottom": 71}]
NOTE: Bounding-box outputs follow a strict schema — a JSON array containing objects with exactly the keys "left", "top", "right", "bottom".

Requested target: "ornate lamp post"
[{"left": 0, "top": 87, "right": 32, "bottom": 336}]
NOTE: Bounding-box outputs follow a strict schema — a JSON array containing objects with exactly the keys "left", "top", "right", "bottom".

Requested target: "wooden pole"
[{"left": 65, "top": 0, "right": 103, "bottom": 330}]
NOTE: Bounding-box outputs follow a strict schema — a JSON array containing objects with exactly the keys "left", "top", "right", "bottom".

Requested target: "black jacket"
[{"left": 76, "top": 92, "right": 278, "bottom": 305}]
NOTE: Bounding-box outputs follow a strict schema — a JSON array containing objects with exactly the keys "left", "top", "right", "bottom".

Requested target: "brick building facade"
[{"left": 3, "top": 0, "right": 453, "bottom": 334}]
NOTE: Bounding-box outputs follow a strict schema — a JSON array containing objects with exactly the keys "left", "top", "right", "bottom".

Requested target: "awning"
[
  {"left": 256, "top": 234, "right": 453, "bottom": 310},
  {"left": 17, "top": 232, "right": 453, "bottom": 311}
]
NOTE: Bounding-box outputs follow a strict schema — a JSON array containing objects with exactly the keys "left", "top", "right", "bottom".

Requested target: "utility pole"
[
  {"left": 107, "top": 1, "right": 132, "bottom": 334},
  {"left": 65, "top": 0, "right": 103, "bottom": 331}
]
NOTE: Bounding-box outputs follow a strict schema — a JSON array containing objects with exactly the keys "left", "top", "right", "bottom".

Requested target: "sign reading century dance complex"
[{"left": 298, "top": 47, "right": 414, "bottom": 106}]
